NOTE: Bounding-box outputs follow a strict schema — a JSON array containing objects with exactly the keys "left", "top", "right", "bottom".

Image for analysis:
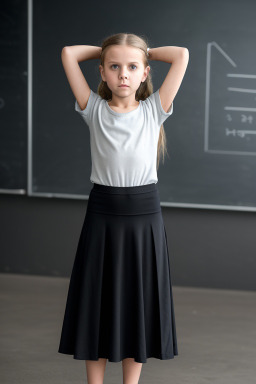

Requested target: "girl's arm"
[
  {"left": 61, "top": 45, "right": 102, "bottom": 110},
  {"left": 148, "top": 46, "right": 189, "bottom": 113}
]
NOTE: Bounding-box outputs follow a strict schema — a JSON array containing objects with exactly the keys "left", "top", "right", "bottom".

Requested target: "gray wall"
[{"left": 1, "top": 193, "right": 255, "bottom": 292}]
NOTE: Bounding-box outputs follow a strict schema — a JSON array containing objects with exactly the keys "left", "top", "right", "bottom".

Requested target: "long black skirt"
[{"left": 58, "top": 182, "right": 178, "bottom": 363}]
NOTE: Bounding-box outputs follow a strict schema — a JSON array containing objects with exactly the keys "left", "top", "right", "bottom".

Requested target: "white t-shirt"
[{"left": 75, "top": 89, "right": 173, "bottom": 187}]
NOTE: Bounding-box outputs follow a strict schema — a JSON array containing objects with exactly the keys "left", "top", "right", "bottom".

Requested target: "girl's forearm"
[
  {"left": 62, "top": 44, "right": 188, "bottom": 64},
  {"left": 148, "top": 46, "right": 188, "bottom": 63},
  {"left": 62, "top": 45, "right": 102, "bottom": 62}
]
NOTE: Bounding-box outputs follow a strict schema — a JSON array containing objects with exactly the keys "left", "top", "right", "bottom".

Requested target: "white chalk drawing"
[{"left": 204, "top": 42, "right": 256, "bottom": 155}]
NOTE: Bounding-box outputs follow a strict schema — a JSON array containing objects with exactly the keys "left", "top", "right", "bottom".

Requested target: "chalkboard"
[
  {"left": 0, "top": 0, "right": 27, "bottom": 194},
  {"left": 3, "top": 0, "right": 256, "bottom": 211}
]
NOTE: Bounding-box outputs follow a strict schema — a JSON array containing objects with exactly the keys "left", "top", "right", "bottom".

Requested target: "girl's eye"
[{"left": 111, "top": 64, "right": 137, "bottom": 70}]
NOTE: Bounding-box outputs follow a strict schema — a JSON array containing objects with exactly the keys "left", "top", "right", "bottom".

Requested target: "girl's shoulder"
[
  {"left": 75, "top": 89, "right": 101, "bottom": 117},
  {"left": 141, "top": 89, "right": 174, "bottom": 126},
  {"left": 143, "top": 89, "right": 173, "bottom": 114}
]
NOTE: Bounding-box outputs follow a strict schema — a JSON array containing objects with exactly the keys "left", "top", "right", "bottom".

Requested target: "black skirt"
[{"left": 58, "top": 182, "right": 178, "bottom": 363}]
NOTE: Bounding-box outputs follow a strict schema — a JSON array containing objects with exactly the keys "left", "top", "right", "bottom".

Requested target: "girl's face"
[{"left": 99, "top": 45, "right": 150, "bottom": 98}]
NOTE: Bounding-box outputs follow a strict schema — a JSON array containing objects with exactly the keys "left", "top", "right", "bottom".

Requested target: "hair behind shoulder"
[{"left": 97, "top": 32, "right": 168, "bottom": 169}]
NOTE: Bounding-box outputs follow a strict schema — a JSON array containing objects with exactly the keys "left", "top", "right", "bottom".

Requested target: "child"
[{"left": 58, "top": 33, "right": 189, "bottom": 384}]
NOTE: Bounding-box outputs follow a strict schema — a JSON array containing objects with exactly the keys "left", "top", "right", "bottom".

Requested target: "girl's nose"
[{"left": 120, "top": 72, "right": 128, "bottom": 79}]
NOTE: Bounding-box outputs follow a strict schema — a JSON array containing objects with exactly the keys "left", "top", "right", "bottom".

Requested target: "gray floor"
[{"left": 1, "top": 273, "right": 255, "bottom": 384}]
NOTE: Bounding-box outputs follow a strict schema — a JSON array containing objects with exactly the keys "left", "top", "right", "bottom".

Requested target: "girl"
[{"left": 58, "top": 33, "right": 189, "bottom": 384}]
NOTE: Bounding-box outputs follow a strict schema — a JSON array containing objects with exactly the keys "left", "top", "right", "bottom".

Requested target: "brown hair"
[{"left": 97, "top": 32, "right": 169, "bottom": 169}]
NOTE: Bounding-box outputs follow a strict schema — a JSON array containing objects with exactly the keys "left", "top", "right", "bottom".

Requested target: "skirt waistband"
[
  {"left": 87, "top": 183, "right": 161, "bottom": 215},
  {"left": 92, "top": 182, "right": 158, "bottom": 195}
]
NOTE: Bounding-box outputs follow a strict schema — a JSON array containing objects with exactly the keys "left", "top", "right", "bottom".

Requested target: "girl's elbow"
[
  {"left": 181, "top": 47, "right": 189, "bottom": 61},
  {"left": 62, "top": 46, "right": 69, "bottom": 55},
  {"left": 182, "top": 47, "right": 189, "bottom": 56}
]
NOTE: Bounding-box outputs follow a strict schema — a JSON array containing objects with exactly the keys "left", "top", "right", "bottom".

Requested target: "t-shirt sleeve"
[
  {"left": 146, "top": 89, "right": 174, "bottom": 126},
  {"left": 75, "top": 89, "right": 100, "bottom": 126}
]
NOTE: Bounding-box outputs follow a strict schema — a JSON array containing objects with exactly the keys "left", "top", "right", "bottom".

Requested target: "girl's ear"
[
  {"left": 142, "top": 65, "right": 151, "bottom": 82},
  {"left": 99, "top": 65, "right": 105, "bottom": 81}
]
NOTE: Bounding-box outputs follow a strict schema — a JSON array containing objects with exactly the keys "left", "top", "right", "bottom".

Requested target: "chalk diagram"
[{"left": 204, "top": 42, "right": 256, "bottom": 156}]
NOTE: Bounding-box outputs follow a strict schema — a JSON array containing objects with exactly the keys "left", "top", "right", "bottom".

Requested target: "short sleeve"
[
  {"left": 146, "top": 89, "right": 174, "bottom": 126},
  {"left": 75, "top": 89, "right": 101, "bottom": 126}
]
